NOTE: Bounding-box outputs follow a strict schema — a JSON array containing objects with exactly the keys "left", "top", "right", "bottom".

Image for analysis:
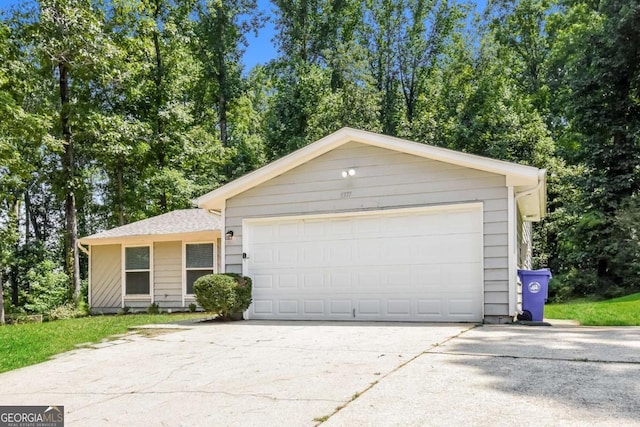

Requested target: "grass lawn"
[
  {"left": 0, "top": 313, "right": 206, "bottom": 374},
  {"left": 545, "top": 292, "right": 640, "bottom": 326}
]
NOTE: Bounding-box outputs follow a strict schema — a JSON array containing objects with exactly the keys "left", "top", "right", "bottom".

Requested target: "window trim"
[
  {"left": 183, "top": 241, "right": 216, "bottom": 298},
  {"left": 122, "top": 244, "right": 154, "bottom": 303}
]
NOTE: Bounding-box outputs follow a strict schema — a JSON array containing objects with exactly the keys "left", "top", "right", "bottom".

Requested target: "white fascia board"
[
  {"left": 195, "top": 127, "right": 543, "bottom": 209},
  {"left": 348, "top": 129, "right": 541, "bottom": 186},
  {"left": 79, "top": 230, "right": 220, "bottom": 246},
  {"left": 195, "top": 130, "right": 351, "bottom": 210},
  {"left": 515, "top": 169, "right": 548, "bottom": 221}
]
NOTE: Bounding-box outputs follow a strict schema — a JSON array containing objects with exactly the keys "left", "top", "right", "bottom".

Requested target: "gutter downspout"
[
  {"left": 77, "top": 241, "right": 90, "bottom": 256},
  {"left": 511, "top": 169, "right": 546, "bottom": 317},
  {"left": 77, "top": 241, "right": 90, "bottom": 308},
  {"left": 515, "top": 169, "right": 547, "bottom": 217}
]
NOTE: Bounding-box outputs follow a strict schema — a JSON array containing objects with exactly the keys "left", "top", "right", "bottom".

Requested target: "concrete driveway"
[{"left": 0, "top": 321, "right": 638, "bottom": 426}]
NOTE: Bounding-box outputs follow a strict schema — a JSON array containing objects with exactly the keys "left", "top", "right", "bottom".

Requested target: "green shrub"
[
  {"left": 224, "top": 273, "right": 252, "bottom": 312},
  {"left": 48, "top": 303, "right": 84, "bottom": 321},
  {"left": 78, "top": 300, "right": 91, "bottom": 316},
  {"left": 147, "top": 302, "right": 160, "bottom": 314},
  {"left": 22, "top": 260, "right": 69, "bottom": 314},
  {"left": 193, "top": 274, "right": 252, "bottom": 319},
  {"left": 188, "top": 303, "right": 197, "bottom": 313}
]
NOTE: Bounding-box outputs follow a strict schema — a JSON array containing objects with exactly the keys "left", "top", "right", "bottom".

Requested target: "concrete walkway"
[{"left": 0, "top": 321, "right": 638, "bottom": 426}]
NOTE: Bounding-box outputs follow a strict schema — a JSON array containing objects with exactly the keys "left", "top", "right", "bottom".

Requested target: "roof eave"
[
  {"left": 79, "top": 229, "right": 221, "bottom": 246},
  {"left": 197, "top": 127, "right": 544, "bottom": 210}
]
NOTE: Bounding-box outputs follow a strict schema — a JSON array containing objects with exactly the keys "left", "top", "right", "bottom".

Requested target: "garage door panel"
[
  {"left": 330, "top": 300, "right": 352, "bottom": 315},
  {"left": 246, "top": 206, "right": 483, "bottom": 322},
  {"left": 417, "top": 299, "right": 442, "bottom": 316},
  {"left": 278, "top": 300, "right": 298, "bottom": 314},
  {"left": 251, "top": 224, "right": 274, "bottom": 244},
  {"left": 302, "top": 272, "right": 324, "bottom": 289},
  {"left": 449, "top": 299, "right": 476, "bottom": 316},
  {"left": 357, "top": 271, "right": 381, "bottom": 289},
  {"left": 253, "top": 247, "right": 274, "bottom": 264},
  {"left": 254, "top": 275, "right": 273, "bottom": 289},
  {"left": 253, "top": 300, "right": 273, "bottom": 314},
  {"left": 358, "top": 299, "right": 381, "bottom": 315},
  {"left": 327, "top": 243, "right": 353, "bottom": 263},
  {"left": 304, "top": 300, "right": 324, "bottom": 315},
  {"left": 387, "top": 299, "right": 411, "bottom": 315},
  {"left": 278, "top": 274, "right": 298, "bottom": 289},
  {"left": 330, "top": 220, "right": 352, "bottom": 235}
]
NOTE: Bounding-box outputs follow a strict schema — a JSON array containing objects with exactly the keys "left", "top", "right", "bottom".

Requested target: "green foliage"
[
  {"left": 545, "top": 293, "right": 640, "bottom": 326},
  {"left": 0, "top": 313, "right": 205, "bottom": 373},
  {"left": 2, "top": 0, "right": 640, "bottom": 306},
  {"left": 147, "top": 302, "right": 160, "bottom": 315},
  {"left": 188, "top": 303, "right": 197, "bottom": 313},
  {"left": 22, "top": 260, "right": 70, "bottom": 314},
  {"left": 193, "top": 273, "right": 252, "bottom": 319},
  {"left": 547, "top": 0, "right": 640, "bottom": 296},
  {"left": 48, "top": 303, "right": 85, "bottom": 321},
  {"left": 223, "top": 272, "right": 253, "bottom": 312},
  {"left": 193, "top": 274, "right": 238, "bottom": 318}
]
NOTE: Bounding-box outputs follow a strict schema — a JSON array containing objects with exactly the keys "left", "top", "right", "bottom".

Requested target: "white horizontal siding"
[{"left": 225, "top": 142, "right": 510, "bottom": 318}]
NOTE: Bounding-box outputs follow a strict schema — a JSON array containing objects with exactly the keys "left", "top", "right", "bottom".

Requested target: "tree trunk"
[
  {"left": 152, "top": 0, "right": 167, "bottom": 212},
  {"left": 9, "top": 198, "right": 19, "bottom": 306},
  {"left": 0, "top": 267, "right": 4, "bottom": 324},
  {"left": 116, "top": 160, "right": 125, "bottom": 226},
  {"left": 59, "top": 62, "right": 80, "bottom": 299},
  {"left": 24, "top": 191, "right": 30, "bottom": 241},
  {"left": 219, "top": 93, "right": 228, "bottom": 147},
  {"left": 0, "top": 276, "right": 4, "bottom": 324}
]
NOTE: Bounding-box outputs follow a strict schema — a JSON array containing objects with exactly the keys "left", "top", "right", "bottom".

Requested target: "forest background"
[{"left": 1, "top": 0, "right": 639, "bottom": 318}]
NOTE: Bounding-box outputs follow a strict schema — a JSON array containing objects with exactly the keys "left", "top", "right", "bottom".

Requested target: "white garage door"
[{"left": 244, "top": 204, "right": 483, "bottom": 322}]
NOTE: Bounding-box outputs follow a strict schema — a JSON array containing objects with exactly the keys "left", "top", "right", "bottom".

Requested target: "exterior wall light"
[
  {"left": 225, "top": 230, "right": 234, "bottom": 240},
  {"left": 341, "top": 169, "right": 356, "bottom": 178}
]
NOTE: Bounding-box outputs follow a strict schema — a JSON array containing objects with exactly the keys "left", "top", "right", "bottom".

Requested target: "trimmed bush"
[
  {"left": 223, "top": 273, "right": 252, "bottom": 312},
  {"left": 193, "top": 274, "right": 252, "bottom": 320}
]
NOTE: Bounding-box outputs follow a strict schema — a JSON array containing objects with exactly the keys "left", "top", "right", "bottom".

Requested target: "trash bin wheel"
[{"left": 517, "top": 310, "right": 533, "bottom": 321}]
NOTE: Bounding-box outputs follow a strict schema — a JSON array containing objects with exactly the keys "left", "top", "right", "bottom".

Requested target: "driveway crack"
[
  {"left": 428, "top": 350, "right": 640, "bottom": 365},
  {"left": 313, "top": 324, "right": 479, "bottom": 425}
]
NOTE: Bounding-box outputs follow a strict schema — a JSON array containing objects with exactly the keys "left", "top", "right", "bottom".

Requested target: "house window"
[
  {"left": 186, "top": 243, "right": 214, "bottom": 294},
  {"left": 125, "top": 246, "right": 150, "bottom": 295}
]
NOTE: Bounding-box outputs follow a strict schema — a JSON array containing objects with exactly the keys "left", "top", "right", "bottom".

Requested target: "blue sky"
[
  {"left": 0, "top": 0, "right": 279, "bottom": 71},
  {"left": 0, "top": 0, "right": 486, "bottom": 72}
]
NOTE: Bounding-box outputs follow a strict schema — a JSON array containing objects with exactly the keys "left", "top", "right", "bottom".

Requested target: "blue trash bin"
[{"left": 517, "top": 269, "right": 552, "bottom": 321}]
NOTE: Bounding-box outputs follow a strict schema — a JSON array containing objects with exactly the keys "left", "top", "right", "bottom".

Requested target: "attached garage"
[
  {"left": 196, "top": 128, "right": 547, "bottom": 323},
  {"left": 245, "top": 204, "right": 483, "bottom": 321}
]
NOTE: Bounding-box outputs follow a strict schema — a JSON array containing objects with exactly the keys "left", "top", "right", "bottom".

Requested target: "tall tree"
[
  {"left": 35, "top": 0, "right": 109, "bottom": 298},
  {"left": 551, "top": 0, "right": 640, "bottom": 294},
  {"left": 193, "top": 0, "right": 260, "bottom": 147}
]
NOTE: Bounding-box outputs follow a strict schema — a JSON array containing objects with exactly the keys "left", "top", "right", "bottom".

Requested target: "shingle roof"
[{"left": 80, "top": 209, "right": 220, "bottom": 242}]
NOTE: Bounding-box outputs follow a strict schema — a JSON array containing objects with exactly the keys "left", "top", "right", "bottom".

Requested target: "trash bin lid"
[{"left": 517, "top": 268, "right": 552, "bottom": 278}]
